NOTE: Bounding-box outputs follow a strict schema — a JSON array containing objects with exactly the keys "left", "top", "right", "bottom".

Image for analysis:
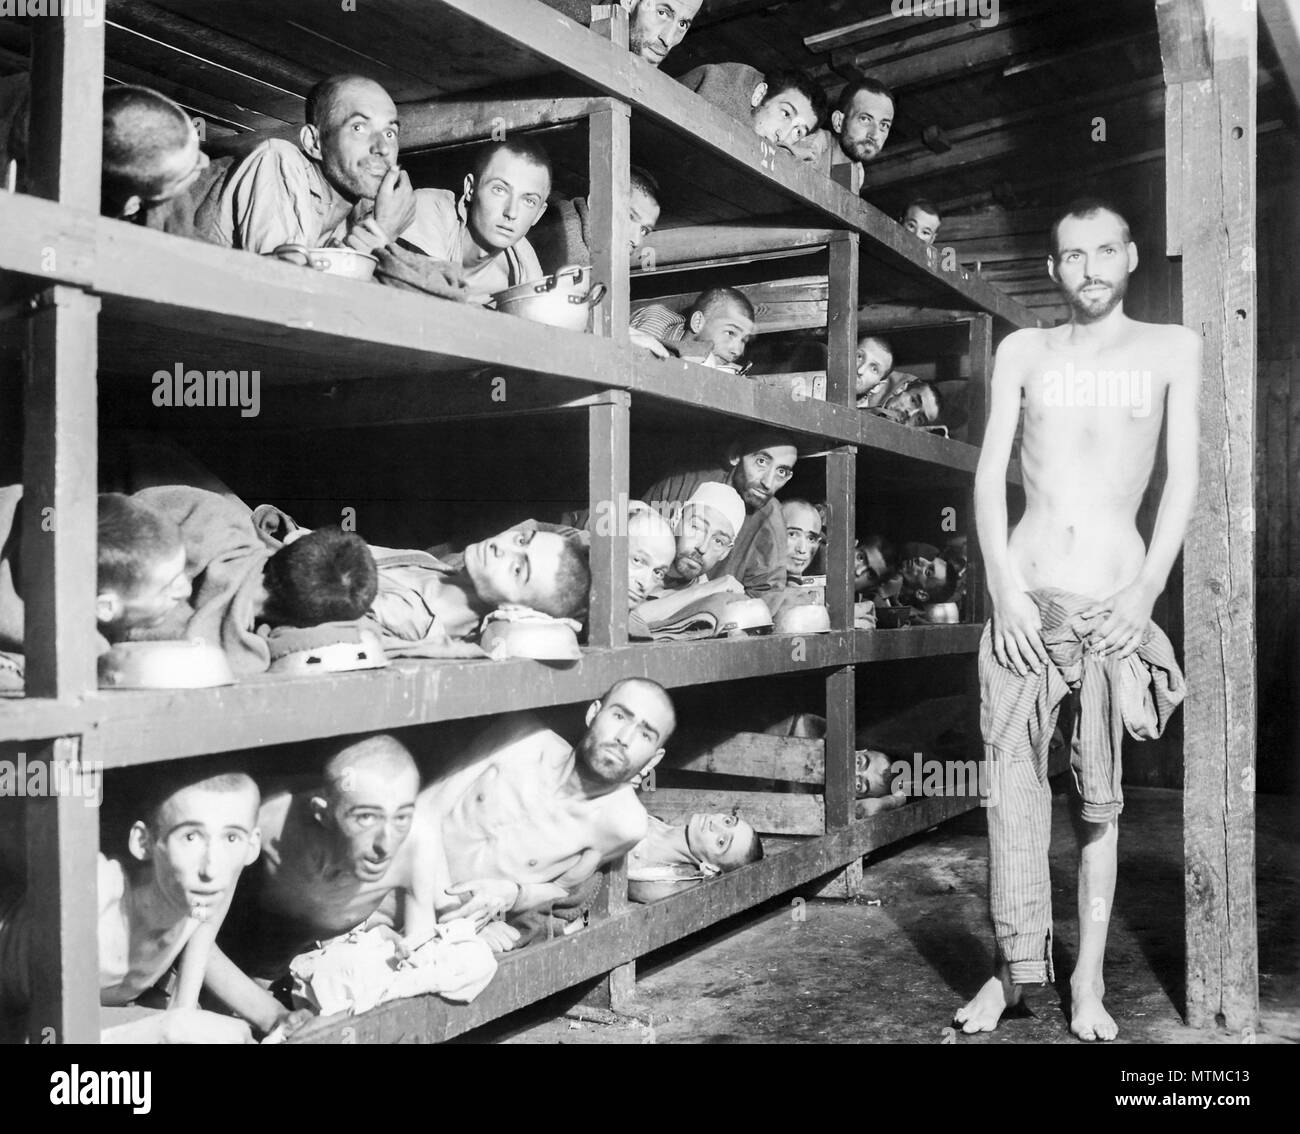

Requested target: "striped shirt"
[{"left": 630, "top": 303, "right": 686, "bottom": 343}]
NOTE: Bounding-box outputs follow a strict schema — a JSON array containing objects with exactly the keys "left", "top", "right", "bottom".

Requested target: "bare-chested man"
[
  {"left": 410, "top": 679, "right": 677, "bottom": 949},
  {"left": 958, "top": 198, "right": 1197, "bottom": 1041},
  {"left": 220, "top": 734, "right": 424, "bottom": 980}
]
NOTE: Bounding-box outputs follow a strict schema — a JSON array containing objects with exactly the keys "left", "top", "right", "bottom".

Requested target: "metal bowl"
[
  {"left": 98, "top": 639, "right": 235, "bottom": 689},
  {"left": 923, "top": 602, "right": 960, "bottom": 624},
  {"left": 491, "top": 265, "right": 606, "bottom": 331},
  {"left": 480, "top": 619, "right": 581, "bottom": 661},
  {"left": 775, "top": 603, "right": 831, "bottom": 634}
]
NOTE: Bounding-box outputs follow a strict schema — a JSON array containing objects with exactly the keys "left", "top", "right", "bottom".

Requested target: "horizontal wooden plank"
[
  {"left": 669, "top": 730, "right": 825, "bottom": 783},
  {"left": 0, "top": 626, "right": 986, "bottom": 764},
  {"left": 291, "top": 789, "right": 982, "bottom": 1043},
  {"left": 645, "top": 786, "right": 825, "bottom": 834}
]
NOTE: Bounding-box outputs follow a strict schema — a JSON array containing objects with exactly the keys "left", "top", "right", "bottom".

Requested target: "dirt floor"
[{"left": 462, "top": 787, "right": 1299, "bottom": 1044}]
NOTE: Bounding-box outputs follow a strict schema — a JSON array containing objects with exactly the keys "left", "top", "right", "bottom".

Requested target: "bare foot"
[
  {"left": 954, "top": 967, "right": 1022, "bottom": 1034},
  {"left": 1070, "top": 980, "right": 1118, "bottom": 1041}
]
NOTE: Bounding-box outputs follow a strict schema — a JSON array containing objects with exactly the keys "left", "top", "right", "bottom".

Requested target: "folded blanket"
[
  {"left": 628, "top": 590, "right": 741, "bottom": 640},
  {"left": 130, "top": 486, "right": 273, "bottom": 674}
]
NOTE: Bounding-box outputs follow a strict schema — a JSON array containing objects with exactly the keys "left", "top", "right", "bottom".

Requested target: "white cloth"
[{"left": 288, "top": 921, "right": 497, "bottom": 1016}]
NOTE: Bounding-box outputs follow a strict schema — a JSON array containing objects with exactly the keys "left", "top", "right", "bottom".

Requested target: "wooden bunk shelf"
[
  {"left": 436, "top": 0, "right": 1043, "bottom": 328},
  {"left": 0, "top": 625, "right": 984, "bottom": 766},
  {"left": 0, "top": 195, "right": 999, "bottom": 476},
  {"left": 290, "top": 788, "right": 981, "bottom": 1044}
]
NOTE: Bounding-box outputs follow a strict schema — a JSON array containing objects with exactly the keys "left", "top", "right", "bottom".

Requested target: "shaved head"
[
  {"left": 602, "top": 677, "right": 677, "bottom": 740},
  {"left": 323, "top": 733, "right": 418, "bottom": 802}
]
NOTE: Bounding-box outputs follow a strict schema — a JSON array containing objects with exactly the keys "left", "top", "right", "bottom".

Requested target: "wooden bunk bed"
[{"left": 0, "top": 0, "right": 1055, "bottom": 1043}]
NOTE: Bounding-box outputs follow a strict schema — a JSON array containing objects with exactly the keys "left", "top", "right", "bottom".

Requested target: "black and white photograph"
[{"left": 0, "top": 0, "right": 1294, "bottom": 1084}]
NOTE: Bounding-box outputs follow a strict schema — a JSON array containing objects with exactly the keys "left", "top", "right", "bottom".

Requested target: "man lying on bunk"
[
  {"left": 408, "top": 678, "right": 677, "bottom": 951},
  {"left": 0, "top": 767, "right": 275, "bottom": 1043},
  {"left": 201, "top": 74, "right": 417, "bottom": 257},
  {"left": 782, "top": 498, "right": 824, "bottom": 580},
  {"left": 626, "top": 502, "right": 678, "bottom": 607},
  {"left": 541, "top": 1, "right": 702, "bottom": 67},
  {"left": 0, "top": 489, "right": 193, "bottom": 686},
  {"left": 629, "top": 286, "right": 756, "bottom": 366},
  {"left": 360, "top": 520, "right": 591, "bottom": 653},
  {"left": 870, "top": 377, "right": 942, "bottom": 428},
  {"left": 632, "top": 482, "right": 746, "bottom": 624},
  {"left": 641, "top": 429, "right": 797, "bottom": 610},
  {"left": 128, "top": 486, "right": 378, "bottom": 674},
  {"left": 957, "top": 198, "right": 1195, "bottom": 1042},
  {"left": 819, "top": 78, "right": 896, "bottom": 191},
  {"left": 855, "top": 334, "right": 894, "bottom": 401},
  {"left": 675, "top": 63, "right": 827, "bottom": 161},
  {"left": 903, "top": 198, "right": 942, "bottom": 246},
  {"left": 0, "top": 76, "right": 212, "bottom": 228},
  {"left": 395, "top": 138, "right": 550, "bottom": 304},
  {"left": 531, "top": 165, "right": 662, "bottom": 274},
  {"left": 628, "top": 811, "right": 763, "bottom": 903}
]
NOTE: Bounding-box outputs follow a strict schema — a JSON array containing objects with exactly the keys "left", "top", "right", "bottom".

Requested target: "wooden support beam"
[
  {"left": 823, "top": 666, "right": 856, "bottom": 831},
  {"left": 23, "top": 287, "right": 99, "bottom": 699},
  {"left": 827, "top": 233, "right": 860, "bottom": 408},
  {"left": 53, "top": 627, "right": 987, "bottom": 768},
  {"left": 645, "top": 787, "right": 825, "bottom": 835},
  {"left": 862, "top": 79, "right": 1166, "bottom": 190},
  {"left": 26, "top": 11, "right": 103, "bottom": 209},
  {"left": 857, "top": 304, "right": 981, "bottom": 332},
  {"left": 24, "top": 738, "right": 100, "bottom": 1043},
  {"left": 587, "top": 99, "right": 631, "bottom": 336},
  {"left": 1162, "top": 0, "right": 1258, "bottom": 1034},
  {"left": 637, "top": 226, "right": 835, "bottom": 271},
  {"left": 669, "top": 732, "right": 825, "bottom": 783},
  {"left": 587, "top": 394, "right": 631, "bottom": 649}
]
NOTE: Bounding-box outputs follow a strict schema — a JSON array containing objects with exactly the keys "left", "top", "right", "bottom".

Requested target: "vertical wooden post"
[
  {"left": 26, "top": 11, "right": 103, "bottom": 210},
  {"left": 25, "top": 739, "right": 101, "bottom": 1043},
  {"left": 23, "top": 287, "right": 100, "bottom": 698},
  {"left": 587, "top": 393, "right": 630, "bottom": 649},
  {"left": 818, "top": 230, "right": 860, "bottom": 898},
  {"left": 22, "top": 12, "right": 105, "bottom": 1045},
  {"left": 1159, "top": 0, "right": 1259, "bottom": 1032},
  {"left": 826, "top": 232, "right": 860, "bottom": 409},
  {"left": 584, "top": 10, "right": 633, "bottom": 1006},
  {"left": 588, "top": 10, "right": 631, "bottom": 339}
]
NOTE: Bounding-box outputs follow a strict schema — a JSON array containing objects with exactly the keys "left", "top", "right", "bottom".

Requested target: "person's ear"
[
  {"left": 585, "top": 699, "right": 601, "bottom": 728},
  {"left": 299, "top": 123, "right": 323, "bottom": 162},
  {"left": 463, "top": 173, "right": 475, "bottom": 204},
  {"left": 726, "top": 446, "right": 741, "bottom": 469},
  {"left": 244, "top": 827, "right": 263, "bottom": 866},
  {"left": 750, "top": 82, "right": 768, "bottom": 110},
  {"left": 1126, "top": 241, "right": 1139, "bottom": 273},
  {"left": 96, "top": 591, "right": 120, "bottom": 626},
  {"left": 644, "top": 749, "right": 666, "bottom": 776},
  {"left": 128, "top": 820, "right": 152, "bottom": 863},
  {"left": 689, "top": 310, "right": 706, "bottom": 335},
  {"left": 831, "top": 109, "right": 844, "bottom": 135},
  {"left": 1046, "top": 255, "right": 1059, "bottom": 283},
  {"left": 117, "top": 195, "right": 143, "bottom": 220},
  {"left": 310, "top": 794, "right": 330, "bottom": 825},
  {"left": 529, "top": 199, "right": 548, "bottom": 229}
]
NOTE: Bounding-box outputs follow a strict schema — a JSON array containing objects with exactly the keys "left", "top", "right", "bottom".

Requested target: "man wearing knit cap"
[
  {"left": 662, "top": 482, "right": 747, "bottom": 590},
  {"left": 641, "top": 430, "right": 798, "bottom": 609}
]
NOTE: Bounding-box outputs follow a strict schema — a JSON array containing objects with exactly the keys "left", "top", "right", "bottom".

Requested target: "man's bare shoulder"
[
  {"left": 601, "top": 788, "right": 650, "bottom": 845},
  {"left": 995, "top": 326, "right": 1052, "bottom": 360}
]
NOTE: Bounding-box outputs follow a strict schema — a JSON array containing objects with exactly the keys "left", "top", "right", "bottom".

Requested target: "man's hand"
[
  {"left": 477, "top": 921, "right": 521, "bottom": 953},
  {"left": 371, "top": 166, "right": 416, "bottom": 240},
  {"left": 1082, "top": 578, "right": 1159, "bottom": 660},
  {"left": 445, "top": 878, "right": 521, "bottom": 929},
  {"left": 161, "top": 1007, "right": 256, "bottom": 1045},
  {"left": 375, "top": 245, "right": 471, "bottom": 301},
  {"left": 630, "top": 328, "right": 672, "bottom": 358},
  {"left": 991, "top": 589, "right": 1048, "bottom": 676}
]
